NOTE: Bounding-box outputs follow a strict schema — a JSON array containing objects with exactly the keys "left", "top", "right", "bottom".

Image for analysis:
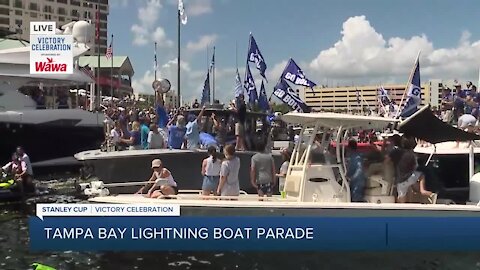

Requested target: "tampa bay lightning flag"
[
  {"left": 378, "top": 86, "right": 392, "bottom": 106},
  {"left": 234, "top": 68, "right": 244, "bottom": 97},
  {"left": 247, "top": 33, "right": 267, "bottom": 81},
  {"left": 281, "top": 58, "right": 317, "bottom": 88},
  {"left": 244, "top": 63, "right": 258, "bottom": 104},
  {"left": 400, "top": 54, "right": 422, "bottom": 118},
  {"left": 201, "top": 71, "right": 210, "bottom": 105},
  {"left": 258, "top": 80, "right": 269, "bottom": 111},
  {"left": 273, "top": 79, "right": 310, "bottom": 113}
]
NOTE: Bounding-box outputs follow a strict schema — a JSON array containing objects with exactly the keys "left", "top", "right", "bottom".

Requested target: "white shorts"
[{"left": 397, "top": 171, "right": 422, "bottom": 198}]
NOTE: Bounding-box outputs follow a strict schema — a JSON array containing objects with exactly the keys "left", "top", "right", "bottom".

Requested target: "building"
[
  {"left": 133, "top": 92, "right": 179, "bottom": 110},
  {"left": 78, "top": 55, "right": 134, "bottom": 97},
  {"left": 0, "top": 0, "right": 109, "bottom": 54},
  {"left": 301, "top": 83, "right": 432, "bottom": 112}
]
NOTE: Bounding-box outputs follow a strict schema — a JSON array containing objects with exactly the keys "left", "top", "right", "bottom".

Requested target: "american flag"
[
  {"left": 105, "top": 38, "right": 113, "bottom": 59},
  {"left": 80, "top": 65, "right": 95, "bottom": 80}
]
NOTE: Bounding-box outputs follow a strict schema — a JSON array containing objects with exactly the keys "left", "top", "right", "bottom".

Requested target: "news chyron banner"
[
  {"left": 30, "top": 21, "right": 73, "bottom": 74},
  {"left": 29, "top": 203, "right": 480, "bottom": 251}
]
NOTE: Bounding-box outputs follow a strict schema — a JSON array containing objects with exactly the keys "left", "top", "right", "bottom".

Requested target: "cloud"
[
  {"left": 188, "top": 0, "right": 213, "bottom": 16},
  {"left": 308, "top": 15, "right": 480, "bottom": 85},
  {"left": 186, "top": 34, "right": 218, "bottom": 53},
  {"left": 130, "top": 0, "right": 172, "bottom": 47}
]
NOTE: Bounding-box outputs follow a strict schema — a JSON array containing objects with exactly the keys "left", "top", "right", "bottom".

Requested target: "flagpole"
[
  {"left": 177, "top": 8, "right": 181, "bottom": 108},
  {"left": 212, "top": 46, "right": 215, "bottom": 103},
  {"left": 154, "top": 41, "right": 157, "bottom": 104},
  {"left": 96, "top": 3, "right": 100, "bottom": 110},
  {"left": 110, "top": 34, "right": 113, "bottom": 102}
]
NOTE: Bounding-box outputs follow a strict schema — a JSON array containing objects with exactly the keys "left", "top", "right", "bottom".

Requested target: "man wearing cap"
[{"left": 185, "top": 106, "right": 206, "bottom": 150}]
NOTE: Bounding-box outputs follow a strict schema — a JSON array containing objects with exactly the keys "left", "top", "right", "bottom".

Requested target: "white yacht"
[{"left": 0, "top": 21, "right": 104, "bottom": 165}]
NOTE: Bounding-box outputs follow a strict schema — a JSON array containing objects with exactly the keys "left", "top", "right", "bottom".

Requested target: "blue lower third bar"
[{"left": 29, "top": 217, "right": 480, "bottom": 251}]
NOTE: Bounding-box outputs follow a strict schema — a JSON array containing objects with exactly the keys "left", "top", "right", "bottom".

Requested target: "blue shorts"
[
  {"left": 202, "top": 175, "right": 219, "bottom": 192},
  {"left": 258, "top": 183, "right": 273, "bottom": 195}
]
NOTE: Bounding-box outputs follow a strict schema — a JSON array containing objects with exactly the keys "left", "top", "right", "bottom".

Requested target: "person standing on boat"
[
  {"left": 147, "top": 123, "right": 165, "bottom": 149},
  {"left": 121, "top": 121, "right": 142, "bottom": 150},
  {"left": 453, "top": 81, "right": 466, "bottom": 124},
  {"left": 232, "top": 94, "right": 246, "bottom": 151},
  {"left": 276, "top": 148, "right": 291, "bottom": 193},
  {"left": 212, "top": 113, "right": 227, "bottom": 151},
  {"left": 137, "top": 159, "right": 178, "bottom": 197},
  {"left": 346, "top": 140, "right": 366, "bottom": 202},
  {"left": 140, "top": 115, "right": 151, "bottom": 150},
  {"left": 441, "top": 87, "right": 454, "bottom": 123},
  {"left": 217, "top": 145, "right": 240, "bottom": 197},
  {"left": 396, "top": 137, "right": 422, "bottom": 203},
  {"left": 185, "top": 106, "right": 206, "bottom": 150},
  {"left": 250, "top": 141, "right": 276, "bottom": 197},
  {"left": 167, "top": 114, "right": 187, "bottom": 149},
  {"left": 201, "top": 146, "right": 222, "bottom": 196}
]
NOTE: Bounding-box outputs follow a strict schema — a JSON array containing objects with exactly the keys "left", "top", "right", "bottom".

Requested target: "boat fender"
[
  {"left": 84, "top": 187, "right": 110, "bottom": 197},
  {"left": 469, "top": 173, "right": 480, "bottom": 203}
]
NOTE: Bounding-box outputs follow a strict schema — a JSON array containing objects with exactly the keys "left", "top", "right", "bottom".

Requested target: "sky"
[{"left": 107, "top": 0, "right": 480, "bottom": 103}]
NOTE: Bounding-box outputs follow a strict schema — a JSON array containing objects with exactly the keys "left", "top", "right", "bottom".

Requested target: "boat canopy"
[
  {"left": 281, "top": 112, "right": 398, "bottom": 129},
  {"left": 398, "top": 105, "right": 480, "bottom": 144}
]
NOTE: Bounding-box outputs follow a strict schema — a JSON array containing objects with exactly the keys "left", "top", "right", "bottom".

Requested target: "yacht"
[{"left": 0, "top": 21, "right": 104, "bottom": 166}]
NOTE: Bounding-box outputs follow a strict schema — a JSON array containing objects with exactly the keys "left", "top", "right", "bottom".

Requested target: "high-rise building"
[{"left": 0, "top": 0, "right": 109, "bottom": 54}]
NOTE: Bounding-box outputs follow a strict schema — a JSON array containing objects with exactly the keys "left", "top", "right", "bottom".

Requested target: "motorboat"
[
  {"left": 0, "top": 21, "right": 104, "bottom": 166},
  {"left": 84, "top": 111, "right": 480, "bottom": 216},
  {"left": 74, "top": 108, "right": 281, "bottom": 194},
  {"left": 402, "top": 106, "right": 480, "bottom": 203}
]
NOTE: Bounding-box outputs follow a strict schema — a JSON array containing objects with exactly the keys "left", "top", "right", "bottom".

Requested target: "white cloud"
[
  {"left": 186, "top": 34, "right": 218, "bottom": 53},
  {"left": 188, "top": 0, "right": 213, "bottom": 16},
  {"left": 309, "top": 15, "right": 480, "bottom": 85},
  {"left": 130, "top": 0, "right": 173, "bottom": 47}
]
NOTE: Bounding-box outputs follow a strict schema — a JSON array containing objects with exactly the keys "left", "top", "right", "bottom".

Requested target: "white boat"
[
  {"left": 0, "top": 21, "right": 105, "bottom": 165},
  {"left": 86, "top": 111, "right": 480, "bottom": 215}
]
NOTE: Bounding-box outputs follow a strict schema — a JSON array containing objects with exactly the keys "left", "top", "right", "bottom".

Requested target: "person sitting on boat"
[
  {"left": 395, "top": 137, "right": 423, "bottom": 203},
  {"left": 16, "top": 147, "right": 35, "bottom": 192},
  {"left": 346, "top": 139, "right": 366, "bottom": 202},
  {"left": 201, "top": 146, "right": 222, "bottom": 196},
  {"left": 185, "top": 106, "right": 206, "bottom": 150},
  {"left": 121, "top": 121, "right": 142, "bottom": 150},
  {"left": 147, "top": 123, "right": 165, "bottom": 149},
  {"left": 250, "top": 141, "right": 276, "bottom": 197},
  {"left": 167, "top": 113, "right": 187, "bottom": 149},
  {"left": 217, "top": 145, "right": 240, "bottom": 197},
  {"left": 137, "top": 159, "right": 179, "bottom": 198},
  {"left": 1, "top": 153, "right": 29, "bottom": 194},
  {"left": 276, "top": 148, "right": 291, "bottom": 193}
]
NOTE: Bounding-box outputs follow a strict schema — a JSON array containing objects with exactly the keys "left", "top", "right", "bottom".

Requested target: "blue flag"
[
  {"left": 273, "top": 79, "right": 310, "bottom": 113},
  {"left": 258, "top": 80, "right": 269, "bottom": 111},
  {"left": 378, "top": 86, "right": 392, "bottom": 106},
  {"left": 400, "top": 54, "right": 422, "bottom": 118},
  {"left": 247, "top": 33, "right": 267, "bottom": 81},
  {"left": 281, "top": 58, "right": 317, "bottom": 88},
  {"left": 234, "top": 68, "right": 244, "bottom": 97},
  {"left": 201, "top": 71, "right": 210, "bottom": 105},
  {"left": 244, "top": 63, "right": 258, "bottom": 104}
]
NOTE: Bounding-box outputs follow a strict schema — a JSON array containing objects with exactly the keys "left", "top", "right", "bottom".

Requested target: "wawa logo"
[{"left": 35, "top": 57, "right": 67, "bottom": 72}]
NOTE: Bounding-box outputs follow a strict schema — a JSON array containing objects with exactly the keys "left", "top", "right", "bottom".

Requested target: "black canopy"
[{"left": 398, "top": 105, "right": 480, "bottom": 144}]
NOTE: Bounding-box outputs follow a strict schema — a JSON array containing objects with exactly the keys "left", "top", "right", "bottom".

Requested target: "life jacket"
[{"left": 0, "top": 179, "right": 15, "bottom": 189}]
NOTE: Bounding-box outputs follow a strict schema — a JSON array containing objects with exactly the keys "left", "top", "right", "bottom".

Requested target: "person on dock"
[
  {"left": 167, "top": 113, "right": 187, "bottom": 149},
  {"left": 185, "top": 106, "right": 206, "bottom": 150},
  {"left": 147, "top": 123, "right": 165, "bottom": 149},
  {"left": 346, "top": 139, "right": 366, "bottom": 202},
  {"left": 121, "top": 121, "right": 142, "bottom": 150},
  {"left": 136, "top": 159, "right": 178, "bottom": 197},
  {"left": 250, "top": 141, "right": 276, "bottom": 197},
  {"left": 217, "top": 145, "right": 240, "bottom": 197},
  {"left": 201, "top": 146, "right": 222, "bottom": 196}
]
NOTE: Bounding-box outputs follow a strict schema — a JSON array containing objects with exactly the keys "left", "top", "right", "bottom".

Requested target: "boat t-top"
[{"left": 85, "top": 111, "right": 480, "bottom": 216}]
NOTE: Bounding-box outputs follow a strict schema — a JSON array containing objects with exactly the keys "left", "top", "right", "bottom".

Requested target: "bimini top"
[
  {"left": 281, "top": 112, "right": 398, "bottom": 129},
  {"left": 398, "top": 105, "right": 480, "bottom": 144}
]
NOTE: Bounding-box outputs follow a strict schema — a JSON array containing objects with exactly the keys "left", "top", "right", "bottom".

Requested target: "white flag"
[{"left": 178, "top": 0, "right": 187, "bottom": 25}]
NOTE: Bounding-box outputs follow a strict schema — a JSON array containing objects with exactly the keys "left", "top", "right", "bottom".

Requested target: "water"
[{"left": 2, "top": 178, "right": 480, "bottom": 270}]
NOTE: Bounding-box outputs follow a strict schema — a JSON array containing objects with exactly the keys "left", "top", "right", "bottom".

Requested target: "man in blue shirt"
[
  {"left": 346, "top": 139, "right": 366, "bottom": 202},
  {"left": 155, "top": 93, "right": 169, "bottom": 129},
  {"left": 185, "top": 106, "right": 206, "bottom": 150},
  {"left": 140, "top": 115, "right": 151, "bottom": 149},
  {"left": 167, "top": 115, "right": 186, "bottom": 149}
]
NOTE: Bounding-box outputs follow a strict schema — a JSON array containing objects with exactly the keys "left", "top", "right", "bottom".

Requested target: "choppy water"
[{"left": 1, "top": 178, "right": 480, "bottom": 270}]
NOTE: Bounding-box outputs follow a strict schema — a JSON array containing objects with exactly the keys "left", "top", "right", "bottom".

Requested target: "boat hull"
[
  {"left": 0, "top": 122, "right": 104, "bottom": 165},
  {"left": 77, "top": 149, "right": 284, "bottom": 194}
]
